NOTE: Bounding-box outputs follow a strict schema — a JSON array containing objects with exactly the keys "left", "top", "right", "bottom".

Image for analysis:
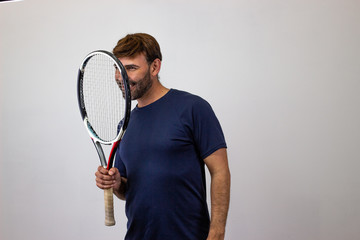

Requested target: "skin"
[
  {"left": 95, "top": 53, "right": 230, "bottom": 240},
  {"left": 204, "top": 148, "right": 231, "bottom": 240}
]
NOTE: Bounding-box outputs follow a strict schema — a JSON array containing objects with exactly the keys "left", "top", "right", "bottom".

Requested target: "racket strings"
[{"left": 82, "top": 54, "right": 126, "bottom": 142}]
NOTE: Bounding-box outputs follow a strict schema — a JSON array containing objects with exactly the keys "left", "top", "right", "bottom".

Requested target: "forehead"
[{"left": 118, "top": 53, "right": 147, "bottom": 66}]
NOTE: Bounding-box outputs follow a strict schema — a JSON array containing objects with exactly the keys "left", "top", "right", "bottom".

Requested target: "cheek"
[{"left": 127, "top": 72, "right": 138, "bottom": 82}]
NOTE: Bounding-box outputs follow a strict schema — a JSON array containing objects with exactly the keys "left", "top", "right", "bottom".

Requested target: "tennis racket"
[{"left": 77, "top": 50, "right": 131, "bottom": 226}]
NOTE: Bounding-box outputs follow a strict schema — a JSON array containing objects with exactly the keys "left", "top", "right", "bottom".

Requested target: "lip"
[
  {"left": 129, "top": 80, "right": 136, "bottom": 87},
  {"left": 129, "top": 83, "right": 136, "bottom": 91}
]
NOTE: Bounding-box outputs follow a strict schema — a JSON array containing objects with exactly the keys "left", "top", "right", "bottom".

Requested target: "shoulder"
[
  {"left": 169, "top": 89, "right": 211, "bottom": 108},
  {"left": 168, "top": 89, "right": 216, "bottom": 124}
]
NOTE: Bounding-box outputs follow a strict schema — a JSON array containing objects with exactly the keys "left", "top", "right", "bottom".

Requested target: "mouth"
[{"left": 129, "top": 80, "right": 136, "bottom": 88}]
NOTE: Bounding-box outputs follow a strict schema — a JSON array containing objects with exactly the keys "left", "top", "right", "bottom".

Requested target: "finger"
[
  {"left": 96, "top": 177, "right": 116, "bottom": 186},
  {"left": 95, "top": 166, "right": 115, "bottom": 180},
  {"left": 95, "top": 171, "right": 115, "bottom": 181},
  {"left": 97, "top": 166, "right": 109, "bottom": 174},
  {"left": 96, "top": 181, "right": 114, "bottom": 190},
  {"left": 108, "top": 167, "right": 119, "bottom": 176}
]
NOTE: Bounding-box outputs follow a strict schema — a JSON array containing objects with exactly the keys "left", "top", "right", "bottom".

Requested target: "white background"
[{"left": 1, "top": 0, "right": 359, "bottom": 239}]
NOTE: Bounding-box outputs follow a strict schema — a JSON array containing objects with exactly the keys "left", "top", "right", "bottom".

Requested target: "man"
[{"left": 95, "top": 33, "right": 230, "bottom": 240}]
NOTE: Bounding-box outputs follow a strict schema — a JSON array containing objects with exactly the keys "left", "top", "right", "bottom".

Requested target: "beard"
[{"left": 129, "top": 69, "right": 152, "bottom": 100}]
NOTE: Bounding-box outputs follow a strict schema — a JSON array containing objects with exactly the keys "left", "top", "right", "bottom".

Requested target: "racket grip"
[{"left": 104, "top": 188, "right": 115, "bottom": 226}]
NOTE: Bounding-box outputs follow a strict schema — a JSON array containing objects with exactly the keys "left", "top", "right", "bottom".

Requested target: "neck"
[{"left": 137, "top": 81, "right": 169, "bottom": 108}]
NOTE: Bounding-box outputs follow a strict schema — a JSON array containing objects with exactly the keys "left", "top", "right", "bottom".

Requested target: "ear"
[{"left": 150, "top": 58, "right": 161, "bottom": 77}]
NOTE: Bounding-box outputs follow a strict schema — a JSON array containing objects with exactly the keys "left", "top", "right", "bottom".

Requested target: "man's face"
[{"left": 116, "top": 53, "right": 153, "bottom": 100}]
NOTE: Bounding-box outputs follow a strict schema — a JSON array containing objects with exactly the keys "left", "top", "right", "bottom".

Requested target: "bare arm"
[
  {"left": 95, "top": 166, "right": 127, "bottom": 200},
  {"left": 204, "top": 148, "right": 231, "bottom": 240},
  {"left": 114, "top": 176, "right": 127, "bottom": 200}
]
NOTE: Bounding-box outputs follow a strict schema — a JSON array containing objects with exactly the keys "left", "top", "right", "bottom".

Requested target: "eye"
[{"left": 125, "top": 65, "right": 138, "bottom": 71}]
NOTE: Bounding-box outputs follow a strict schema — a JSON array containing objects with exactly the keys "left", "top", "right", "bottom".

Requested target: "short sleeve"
[{"left": 191, "top": 98, "right": 227, "bottom": 159}]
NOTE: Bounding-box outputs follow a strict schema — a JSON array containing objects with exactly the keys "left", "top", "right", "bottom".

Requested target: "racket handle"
[{"left": 104, "top": 188, "right": 115, "bottom": 226}]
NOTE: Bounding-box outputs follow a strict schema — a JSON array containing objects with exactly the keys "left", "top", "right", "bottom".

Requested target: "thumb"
[{"left": 108, "top": 167, "right": 118, "bottom": 176}]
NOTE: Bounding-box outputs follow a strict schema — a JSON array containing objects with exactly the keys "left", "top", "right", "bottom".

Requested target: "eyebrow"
[{"left": 124, "top": 64, "right": 139, "bottom": 69}]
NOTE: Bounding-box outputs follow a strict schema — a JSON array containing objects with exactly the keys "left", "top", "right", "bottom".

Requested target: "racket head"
[{"left": 77, "top": 50, "right": 131, "bottom": 145}]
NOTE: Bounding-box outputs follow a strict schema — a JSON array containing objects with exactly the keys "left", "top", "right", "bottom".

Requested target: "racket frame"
[
  {"left": 77, "top": 50, "right": 131, "bottom": 226},
  {"left": 78, "top": 50, "right": 131, "bottom": 147}
]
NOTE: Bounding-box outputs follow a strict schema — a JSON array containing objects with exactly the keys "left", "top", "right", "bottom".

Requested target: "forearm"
[
  {"left": 208, "top": 168, "right": 231, "bottom": 239},
  {"left": 113, "top": 177, "right": 127, "bottom": 201}
]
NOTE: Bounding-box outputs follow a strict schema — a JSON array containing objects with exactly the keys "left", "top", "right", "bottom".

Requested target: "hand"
[{"left": 95, "top": 166, "right": 121, "bottom": 191}]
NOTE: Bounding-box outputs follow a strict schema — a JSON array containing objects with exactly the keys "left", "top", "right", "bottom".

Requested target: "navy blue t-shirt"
[{"left": 115, "top": 89, "right": 226, "bottom": 240}]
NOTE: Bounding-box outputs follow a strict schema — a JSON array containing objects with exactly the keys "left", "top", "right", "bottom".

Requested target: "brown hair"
[{"left": 113, "top": 33, "right": 162, "bottom": 64}]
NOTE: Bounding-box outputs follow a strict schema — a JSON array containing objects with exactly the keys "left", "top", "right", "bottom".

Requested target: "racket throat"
[
  {"left": 93, "top": 140, "right": 107, "bottom": 167},
  {"left": 107, "top": 140, "right": 120, "bottom": 170}
]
